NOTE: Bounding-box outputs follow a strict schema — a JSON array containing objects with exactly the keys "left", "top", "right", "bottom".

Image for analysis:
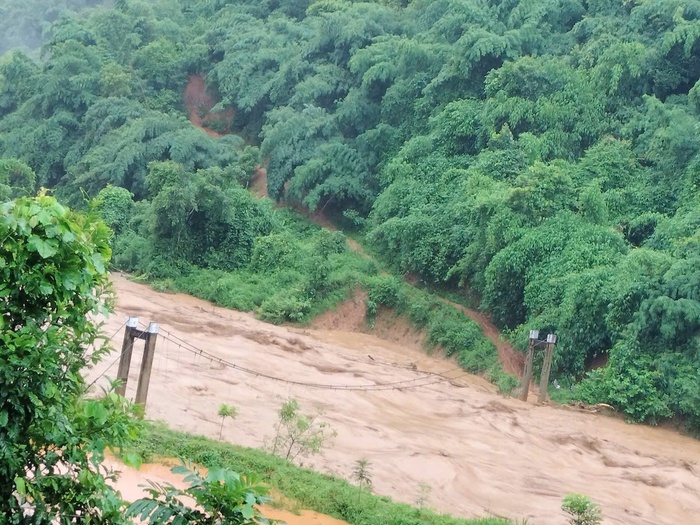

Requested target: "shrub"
[
  {"left": 487, "top": 366, "right": 520, "bottom": 396},
  {"left": 458, "top": 339, "right": 498, "bottom": 373},
  {"left": 406, "top": 296, "right": 433, "bottom": 327},
  {"left": 426, "top": 314, "right": 482, "bottom": 358},
  {"left": 267, "top": 399, "right": 336, "bottom": 462},
  {"left": 250, "top": 232, "right": 297, "bottom": 273},
  {"left": 258, "top": 292, "right": 312, "bottom": 324},
  {"left": 94, "top": 185, "right": 134, "bottom": 235},
  {"left": 366, "top": 276, "right": 403, "bottom": 308},
  {"left": 561, "top": 494, "right": 602, "bottom": 525}
]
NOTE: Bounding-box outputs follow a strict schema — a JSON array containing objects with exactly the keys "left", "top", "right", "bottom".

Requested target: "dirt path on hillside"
[
  {"left": 250, "top": 166, "right": 268, "bottom": 198},
  {"left": 88, "top": 274, "right": 700, "bottom": 525},
  {"left": 442, "top": 299, "right": 524, "bottom": 376}
]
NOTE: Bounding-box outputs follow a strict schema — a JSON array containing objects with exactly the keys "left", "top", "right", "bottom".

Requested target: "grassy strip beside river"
[{"left": 125, "top": 422, "right": 511, "bottom": 525}]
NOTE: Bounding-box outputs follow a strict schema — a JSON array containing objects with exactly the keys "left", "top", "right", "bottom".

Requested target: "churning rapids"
[{"left": 88, "top": 273, "right": 700, "bottom": 525}]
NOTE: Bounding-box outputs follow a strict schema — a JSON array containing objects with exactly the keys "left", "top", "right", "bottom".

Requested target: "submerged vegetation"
[{"left": 1, "top": 0, "right": 700, "bottom": 430}]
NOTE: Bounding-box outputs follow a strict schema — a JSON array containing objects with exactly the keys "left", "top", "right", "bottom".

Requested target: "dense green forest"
[{"left": 1, "top": 0, "right": 699, "bottom": 431}]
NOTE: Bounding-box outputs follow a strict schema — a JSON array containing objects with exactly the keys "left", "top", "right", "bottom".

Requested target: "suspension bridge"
[{"left": 85, "top": 315, "right": 477, "bottom": 442}]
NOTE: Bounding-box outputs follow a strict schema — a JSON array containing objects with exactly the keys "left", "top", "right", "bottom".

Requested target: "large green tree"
[{"left": 0, "top": 194, "right": 138, "bottom": 521}]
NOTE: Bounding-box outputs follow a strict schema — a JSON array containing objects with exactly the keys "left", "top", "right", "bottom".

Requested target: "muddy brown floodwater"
[{"left": 88, "top": 274, "right": 700, "bottom": 525}]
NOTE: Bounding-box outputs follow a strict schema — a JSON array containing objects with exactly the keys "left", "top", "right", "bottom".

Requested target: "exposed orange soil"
[
  {"left": 310, "top": 289, "right": 430, "bottom": 356},
  {"left": 88, "top": 274, "right": 700, "bottom": 525},
  {"left": 250, "top": 165, "right": 268, "bottom": 198},
  {"left": 443, "top": 299, "right": 524, "bottom": 376},
  {"left": 184, "top": 75, "right": 234, "bottom": 138}
]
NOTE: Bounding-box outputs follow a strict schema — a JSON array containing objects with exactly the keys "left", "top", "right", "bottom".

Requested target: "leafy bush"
[
  {"left": 94, "top": 185, "right": 134, "bottom": 235},
  {"left": 267, "top": 399, "right": 336, "bottom": 462},
  {"left": 218, "top": 403, "right": 238, "bottom": 440},
  {"left": 366, "top": 275, "right": 403, "bottom": 309},
  {"left": 458, "top": 339, "right": 498, "bottom": 373},
  {"left": 110, "top": 231, "right": 152, "bottom": 272},
  {"left": 561, "top": 494, "right": 602, "bottom": 525},
  {"left": 487, "top": 367, "right": 520, "bottom": 397},
  {"left": 127, "top": 461, "right": 272, "bottom": 525},
  {"left": 576, "top": 343, "right": 673, "bottom": 424},
  {"left": 258, "top": 292, "right": 312, "bottom": 324},
  {"left": 250, "top": 232, "right": 297, "bottom": 273}
]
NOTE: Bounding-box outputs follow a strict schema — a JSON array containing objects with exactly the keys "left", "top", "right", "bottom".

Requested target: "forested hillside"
[{"left": 1, "top": 0, "right": 699, "bottom": 431}]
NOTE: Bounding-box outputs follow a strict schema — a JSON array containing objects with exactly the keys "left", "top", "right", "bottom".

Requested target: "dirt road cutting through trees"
[{"left": 92, "top": 274, "right": 700, "bottom": 525}]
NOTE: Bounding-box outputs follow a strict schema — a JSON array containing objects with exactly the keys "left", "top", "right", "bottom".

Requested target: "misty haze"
[{"left": 0, "top": 0, "right": 110, "bottom": 55}]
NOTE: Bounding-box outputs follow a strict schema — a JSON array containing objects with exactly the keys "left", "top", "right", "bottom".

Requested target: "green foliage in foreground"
[
  {"left": 127, "top": 461, "right": 274, "bottom": 525},
  {"left": 0, "top": 195, "right": 140, "bottom": 521},
  {"left": 126, "top": 422, "right": 511, "bottom": 525}
]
